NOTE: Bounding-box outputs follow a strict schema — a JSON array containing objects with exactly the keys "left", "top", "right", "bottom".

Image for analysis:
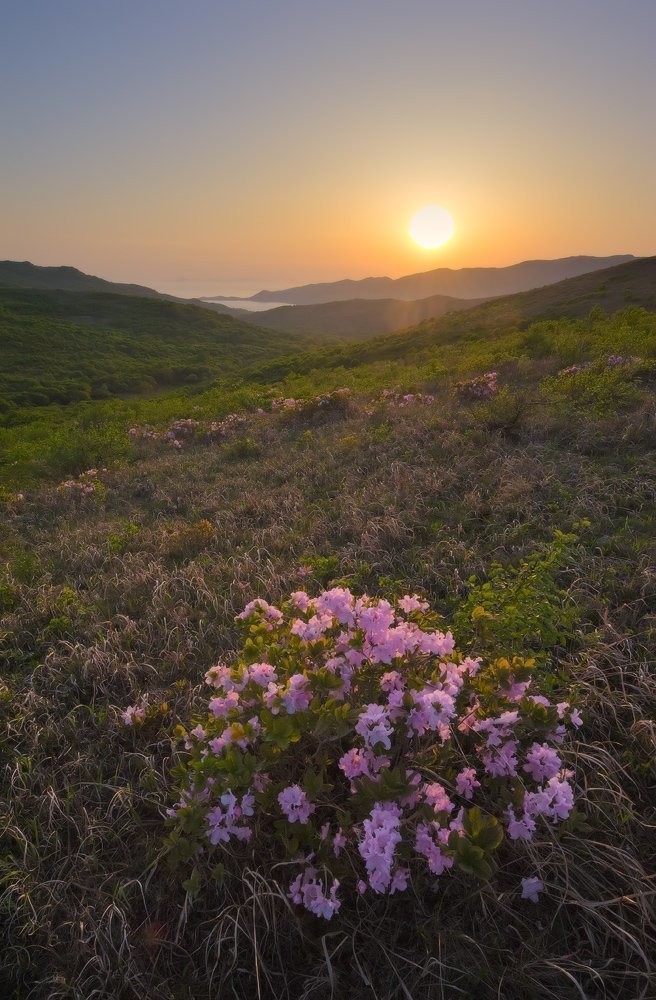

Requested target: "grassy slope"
[
  {"left": 0, "top": 285, "right": 314, "bottom": 407},
  {"left": 1, "top": 290, "right": 656, "bottom": 996}
]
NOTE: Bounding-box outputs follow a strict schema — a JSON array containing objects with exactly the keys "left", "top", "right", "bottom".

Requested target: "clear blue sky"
[{"left": 1, "top": 0, "right": 654, "bottom": 295}]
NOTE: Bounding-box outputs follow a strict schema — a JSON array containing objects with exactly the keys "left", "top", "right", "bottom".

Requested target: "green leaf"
[
  {"left": 455, "top": 839, "right": 493, "bottom": 879},
  {"left": 182, "top": 867, "right": 201, "bottom": 899}
]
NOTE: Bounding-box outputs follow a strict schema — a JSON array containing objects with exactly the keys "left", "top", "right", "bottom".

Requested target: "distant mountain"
[
  {"left": 227, "top": 292, "right": 489, "bottom": 340},
  {"left": 213, "top": 255, "right": 636, "bottom": 306},
  {"left": 243, "top": 256, "right": 656, "bottom": 382}
]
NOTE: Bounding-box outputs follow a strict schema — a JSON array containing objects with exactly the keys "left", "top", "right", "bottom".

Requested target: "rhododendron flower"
[
  {"left": 171, "top": 587, "right": 580, "bottom": 918},
  {"left": 288, "top": 868, "right": 341, "bottom": 919},
  {"left": 398, "top": 594, "right": 429, "bottom": 614},
  {"left": 506, "top": 807, "right": 537, "bottom": 841},
  {"left": 415, "top": 823, "right": 455, "bottom": 875},
  {"left": 355, "top": 704, "right": 394, "bottom": 750},
  {"left": 455, "top": 767, "right": 481, "bottom": 800},
  {"left": 315, "top": 587, "right": 357, "bottom": 625},
  {"left": 521, "top": 876, "right": 544, "bottom": 903},
  {"left": 278, "top": 784, "right": 315, "bottom": 824},
  {"left": 482, "top": 740, "right": 519, "bottom": 778},
  {"left": 248, "top": 662, "right": 278, "bottom": 687},
  {"left": 205, "top": 663, "right": 238, "bottom": 691},
  {"left": 359, "top": 802, "right": 402, "bottom": 893},
  {"left": 206, "top": 789, "right": 254, "bottom": 845},
  {"left": 408, "top": 686, "right": 456, "bottom": 737},
  {"left": 290, "top": 613, "right": 333, "bottom": 642},
  {"left": 290, "top": 591, "right": 312, "bottom": 612},
  {"left": 121, "top": 704, "right": 146, "bottom": 726},
  {"left": 523, "top": 743, "right": 562, "bottom": 783},
  {"left": 380, "top": 670, "right": 404, "bottom": 692},
  {"left": 339, "top": 747, "right": 389, "bottom": 781},
  {"left": 332, "top": 829, "right": 347, "bottom": 856},
  {"left": 209, "top": 690, "right": 241, "bottom": 718},
  {"left": 390, "top": 868, "right": 409, "bottom": 893},
  {"left": 424, "top": 783, "right": 454, "bottom": 814},
  {"left": 280, "top": 673, "right": 312, "bottom": 713},
  {"left": 570, "top": 708, "right": 583, "bottom": 728}
]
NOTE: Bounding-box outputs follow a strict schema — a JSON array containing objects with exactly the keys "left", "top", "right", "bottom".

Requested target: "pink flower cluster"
[
  {"left": 288, "top": 868, "right": 341, "bottom": 919},
  {"left": 58, "top": 468, "right": 104, "bottom": 497},
  {"left": 171, "top": 588, "right": 581, "bottom": 920},
  {"left": 271, "top": 388, "right": 352, "bottom": 413},
  {"left": 206, "top": 790, "right": 255, "bottom": 844},
  {"left": 206, "top": 412, "right": 248, "bottom": 442},
  {"left": 278, "top": 784, "right": 315, "bottom": 823},
  {"left": 455, "top": 372, "right": 499, "bottom": 398},
  {"left": 378, "top": 389, "right": 435, "bottom": 406},
  {"left": 129, "top": 412, "right": 258, "bottom": 450},
  {"left": 121, "top": 701, "right": 147, "bottom": 725}
]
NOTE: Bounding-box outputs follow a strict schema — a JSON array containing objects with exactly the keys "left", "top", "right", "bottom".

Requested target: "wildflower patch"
[{"left": 168, "top": 589, "right": 581, "bottom": 919}]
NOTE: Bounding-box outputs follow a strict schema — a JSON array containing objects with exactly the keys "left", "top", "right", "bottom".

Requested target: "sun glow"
[{"left": 408, "top": 205, "right": 455, "bottom": 249}]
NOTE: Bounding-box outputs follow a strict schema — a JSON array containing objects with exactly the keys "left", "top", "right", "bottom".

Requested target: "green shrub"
[{"left": 453, "top": 530, "right": 581, "bottom": 661}]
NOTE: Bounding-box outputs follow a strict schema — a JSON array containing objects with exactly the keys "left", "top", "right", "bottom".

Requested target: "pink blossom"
[
  {"left": 506, "top": 807, "right": 536, "bottom": 841},
  {"left": 521, "top": 876, "right": 544, "bottom": 903},
  {"left": 248, "top": 662, "right": 278, "bottom": 687},
  {"left": 206, "top": 789, "right": 254, "bottom": 845},
  {"left": 523, "top": 743, "right": 562, "bottom": 783},
  {"left": 397, "top": 594, "right": 429, "bottom": 614},
  {"left": 209, "top": 690, "right": 240, "bottom": 718},
  {"left": 482, "top": 740, "right": 519, "bottom": 778},
  {"left": 290, "top": 590, "right": 312, "bottom": 612},
  {"left": 288, "top": 868, "right": 341, "bottom": 919},
  {"left": 280, "top": 673, "right": 312, "bottom": 713},
  {"left": 121, "top": 704, "right": 146, "bottom": 726},
  {"left": 455, "top": 767, "right": 481, "bottom": 800},
  {"left": 415, "top": 823, "right": 455, "bottom": 875},
  {"left": 332, "top": 829, "right": 347, "bottom": 856},
  {"left": 338, "top": 747, "right": 389, "bottom": 781},
  {"left": 355, "top": 704, "right": 394, "bottom": 750},
  {"left": 278, "top": 784, "right": 315, "bottom": 824},
  {"left": 424, "top": 783, "right": 454, "bottom": 814},
  {"left": 358, "top": 802, "right": 402, "bottom": 893}
]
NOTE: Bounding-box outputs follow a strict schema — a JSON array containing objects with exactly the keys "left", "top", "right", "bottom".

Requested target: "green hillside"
[
  {"left": 1, "top": 281, "right": 655, "bottom": 998},
  {"left": 0, "top": 285, "right": 313, "bottom": 408},
  {"left": 2, "top": 257, "right": 656, "bottom": 487}
]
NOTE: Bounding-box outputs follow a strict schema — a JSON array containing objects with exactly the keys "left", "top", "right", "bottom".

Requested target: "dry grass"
[{"left": 1, "top": 390, "right": 655, "bottom": 998}]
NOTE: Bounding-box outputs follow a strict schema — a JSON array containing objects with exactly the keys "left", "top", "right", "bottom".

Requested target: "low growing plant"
[{"left": 167, "top": 588, "right": 581, "bottom": 920}]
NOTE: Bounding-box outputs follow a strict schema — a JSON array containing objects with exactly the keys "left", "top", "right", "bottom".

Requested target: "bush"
[
  {"left": 167, "top": 589, "right": 581, "bottom": 921},
  {"left": 454, "top": 530, "right": 580, "bottom": 661},
  {"left": 541, "top": 360, "right": 642, "bottom": 415}
]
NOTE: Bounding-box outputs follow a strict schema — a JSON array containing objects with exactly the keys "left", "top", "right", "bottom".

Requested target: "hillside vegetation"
[
  {"left": 2, "top": 257, "right": 655, "bottom": 488},
  {"left": 0, "top": 286, "right": 311, "bottom": 409},
  {"left": 1, "top": 272, "right": 655, "bottom": 997}
]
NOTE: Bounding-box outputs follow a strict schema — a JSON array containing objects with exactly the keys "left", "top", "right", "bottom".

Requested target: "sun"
[{"left": 408, "top": 204, "right": 455, "bottom": 250}]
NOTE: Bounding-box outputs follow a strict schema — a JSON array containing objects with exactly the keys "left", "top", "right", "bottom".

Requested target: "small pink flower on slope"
[
  {"left": 521, "top": 876, "right": 544, "bottom": 903},
  {"left": 278, "top": 784, "right": 315, "bottom": 824}
]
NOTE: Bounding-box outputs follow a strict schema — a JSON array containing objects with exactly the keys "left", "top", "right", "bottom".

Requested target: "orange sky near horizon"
[{"left": 1, "top": 2, "right": 655, "bottom": 298}]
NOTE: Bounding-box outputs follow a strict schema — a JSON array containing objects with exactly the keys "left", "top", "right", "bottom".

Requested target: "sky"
[{"left": 1, "top": 0, "right": 655, "bottom": 297}]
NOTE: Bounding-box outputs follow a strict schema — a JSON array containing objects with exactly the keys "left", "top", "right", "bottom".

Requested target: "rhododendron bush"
[{"left": 168, "top": 589, "right": 581, "bottom": 919}]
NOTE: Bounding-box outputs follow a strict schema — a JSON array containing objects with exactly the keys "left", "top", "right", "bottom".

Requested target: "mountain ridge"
[{"left": 206, "top": 254, "right": 636, "bottom": 305}]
